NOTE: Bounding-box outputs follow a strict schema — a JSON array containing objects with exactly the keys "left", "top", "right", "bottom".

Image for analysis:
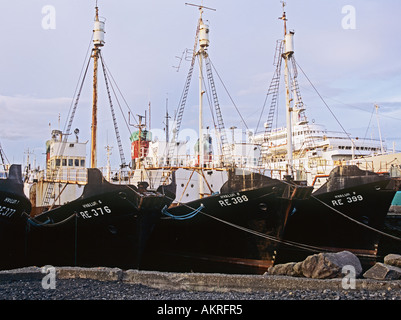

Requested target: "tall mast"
[
  {"left": 91, "top": 4, "right": 105, "bottom": 168},
  {"left": 280, "top": 2, "right": 294, "bottom": 176},
  {"left": 186, "top": 3, "right": 214, "bottom": 198},
  {"left": 196, "top": 6, "right": 211, "bottom": 171}
]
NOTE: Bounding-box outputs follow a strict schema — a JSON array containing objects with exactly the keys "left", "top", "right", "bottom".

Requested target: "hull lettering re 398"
[{"left": 331, "top": 192, "right": 363, "bottom": 206}]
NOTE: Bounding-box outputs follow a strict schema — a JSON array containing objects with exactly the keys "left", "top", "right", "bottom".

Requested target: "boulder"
[
  {"left": 363, "top": 262, "right": 401, "bottom": 280},
  {"left": 384, "top": 254, "right": 401, "bottom": 268},
  {"left": 301, "top": 251, "right": 362, "bottom": 279},
  {"left": 267, "top": 262, "right": 303, "bottom": 277}
]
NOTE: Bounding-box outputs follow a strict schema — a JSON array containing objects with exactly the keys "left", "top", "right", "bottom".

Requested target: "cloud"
[{"left": 0, "top": 95, "right": 73, "bottom": 140}]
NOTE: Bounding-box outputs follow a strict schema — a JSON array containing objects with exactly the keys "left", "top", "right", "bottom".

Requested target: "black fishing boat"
[
  {"left": 274, "top": 165, "right": 398, "bottom": 267},
  {"left": 26, "top": 168, "right": 174, "bottom": 269},
  {"left": 23, "top": 5, "right": 175, "bottom": 270},
  {"left": 0, "top": 164, "right": 32, "bottom": 269},
  {"left": 141, "top": 169, "right": 312, "bottom": 274}
]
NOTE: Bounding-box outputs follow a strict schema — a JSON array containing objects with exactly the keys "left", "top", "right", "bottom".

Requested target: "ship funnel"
[
  {"left": 199, "top": 20, "right": 210, "bottom": 48},
  {"left": 93, "top": 16, "right": 106, "bottom": 47},
  {"left": 284, "top": 30, "right": 294, "bottom": 55}
]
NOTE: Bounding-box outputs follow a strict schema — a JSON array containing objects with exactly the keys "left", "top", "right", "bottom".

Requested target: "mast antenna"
[
  {"left": 279, "top": 1, "right": 287, "bottom": 35},
  {"left": 185, "top": 2, "right": 216, "bottom": 12}
]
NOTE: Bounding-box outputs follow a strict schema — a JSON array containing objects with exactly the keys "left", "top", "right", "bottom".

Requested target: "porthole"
[{"left": 259, "top": 203, "right": 268, "bottom": 211}]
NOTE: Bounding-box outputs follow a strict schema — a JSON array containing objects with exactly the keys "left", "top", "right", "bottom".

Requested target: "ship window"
[
  {"left": 62, "top": 159, "right": 67, "bottom": 166},
  {"left": 68, "top": 159, "right": 73, "bottom": 166},
  {"left": 80, "top": 159, "right": 85, "bottom": 167},
  {"left": 75, "top": 159, "right": 79, "bottom": 166},
  {"left": 55, "top": 159, "right": 61, "bottom": 167}
]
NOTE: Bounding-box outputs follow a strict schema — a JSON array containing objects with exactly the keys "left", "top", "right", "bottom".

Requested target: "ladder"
[
  {"left": 166, "top": 21, "right": 200, "bottom": 164},
  {"left": 258, "top": 40, "right": 284, "bottom": 167},
  {"left": 100, "top": 53, "right": 127, "bottom": 168},
  {"left": 204, "top": 55, "right": 232, "bottom": 166}
]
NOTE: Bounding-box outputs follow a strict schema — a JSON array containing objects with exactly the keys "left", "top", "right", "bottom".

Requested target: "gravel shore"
[
  {"left": 1, "top": 277, "right": 400, "bottom": 301},
  {"left": 0, "top": 266, "right": 400, "bottom": 303}
]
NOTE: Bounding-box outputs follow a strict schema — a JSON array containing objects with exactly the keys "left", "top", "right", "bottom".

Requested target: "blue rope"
[
  {"left": 26, "top": 217, "right": 51, "bottom": 227},
  {"left": 162, "top": 204, "right": 205, "bottom": 220}
]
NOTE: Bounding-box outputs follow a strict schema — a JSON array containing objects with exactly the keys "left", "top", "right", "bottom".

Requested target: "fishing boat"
[
  {"left": 134, "top": 4, "right": 313, "bottom": 274},
  {"left": 24, "top": 5, "right": 175, "bottom": 270},
  {"left": 0, "top": 163, "right": 31, "bottom": 269},
  {"left": 255, "top": 4, "right": 399, "bottom": 267}
]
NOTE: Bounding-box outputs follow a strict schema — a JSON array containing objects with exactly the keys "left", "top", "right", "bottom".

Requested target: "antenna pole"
[
  {"left": 375, "top": 104, "right": 385, "bottom": 154},
  {"left": 185, "top": 2, "right": 216, "bottom": 12}
]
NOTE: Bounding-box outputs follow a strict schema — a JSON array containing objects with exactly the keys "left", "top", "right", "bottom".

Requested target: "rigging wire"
[
  {"left": 160, "top": 176, "right": 401, "bottom": 257},
  {"left": 208, "top": 58, "right": 249, "bottom": 131},
  {"left": 99, "top": 56, "right": 133, "bottom": 134},
  {"left": 99, "top": 52, "right": 127, "bottom": 167},
  {"left": 295, "top": 61, "right": 367, "bottom": 157},
  {"left": 62, "top": 35, "right": 94, "bottom": 135},
  {"left": 362, "top": 105, "right": 376, "bottom": 145}
]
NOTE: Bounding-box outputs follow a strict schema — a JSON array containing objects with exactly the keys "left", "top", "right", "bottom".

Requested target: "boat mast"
[
  {"left": 280, "top": 2, "right": 294, "bottom": 177},
  {"left": 196, "top": 6, "right": 210, "bottom": 171},
  {"left": 186, "top": 3, "right": 215, "bottom": 197},
  {"left": 91, "top": 4, "right": 105, "bottom": 168}
]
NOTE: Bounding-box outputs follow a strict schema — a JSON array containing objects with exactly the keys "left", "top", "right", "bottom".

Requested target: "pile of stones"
[{"left": 266, "top": 251, "right": 401, "bottom": 280}]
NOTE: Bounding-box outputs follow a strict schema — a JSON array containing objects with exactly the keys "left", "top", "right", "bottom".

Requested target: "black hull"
[
  {"left": 0, "top": 164, "right": 32, "bottom": 270},
  {"left": 275, "top": 166, "right": 397, "bottom": 269},
  {"left": 141, "top": 171, "right": 312, "bottom": 274},
  {"left": 26, "top": 168, "right": 174, "bottom": 270}
]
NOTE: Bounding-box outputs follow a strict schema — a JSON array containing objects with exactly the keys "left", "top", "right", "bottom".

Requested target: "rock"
[
  {"left": 267, "top": 262, "right": 304, "bottom": 277},
  {"left": 293, "top": 261, "right": 303, "bottom": 276},
  {"left": 384, "top": 254, "right": 401, "bottom": 268},
  {"left": 301, "top": 251, "right": 362, "bottom": 279},
  {"left": 363, "top": 262, "right": 401, "bottom": 280}
]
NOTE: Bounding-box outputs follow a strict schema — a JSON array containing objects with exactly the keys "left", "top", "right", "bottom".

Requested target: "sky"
[{"left": 0, "top": 0, "right": 400, "bottom": 169}]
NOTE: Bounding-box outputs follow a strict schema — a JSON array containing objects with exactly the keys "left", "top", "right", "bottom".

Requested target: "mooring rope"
[
  {"left": 161, "top": 194, "right": 336, "bottom": 254},
  {"left": 310, "top": 195, "right": 401, "bottom": 242},
  {"left": 160, "top": 183, "right": 401, "bottom": 257},
  {"left": 162, "top": 204, "right": 205, "bottom": 220},
  {"left": 22, "top": 211, "right": 78, "bottom": 227}
]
